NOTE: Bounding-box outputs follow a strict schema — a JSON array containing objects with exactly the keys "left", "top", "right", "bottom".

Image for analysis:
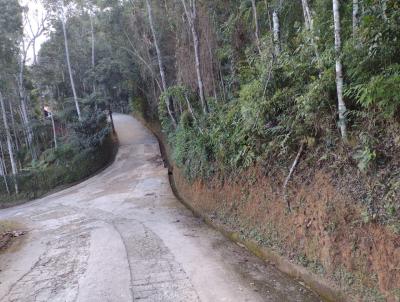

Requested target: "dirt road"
[{"left": 0, "top": 114, "right": 321, "bottom": 302}]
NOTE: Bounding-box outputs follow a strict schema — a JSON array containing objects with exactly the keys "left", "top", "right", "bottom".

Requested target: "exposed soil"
[{"left": 170, "top": 163, "right": 400, "bottom": 302}]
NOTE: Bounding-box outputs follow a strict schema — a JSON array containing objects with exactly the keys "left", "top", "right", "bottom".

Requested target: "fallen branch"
[{"left": 283, "top": 143, "right": 304, "bottom": 212}]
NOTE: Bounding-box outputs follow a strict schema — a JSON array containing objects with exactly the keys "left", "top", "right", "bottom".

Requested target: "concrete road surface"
[{"left": 0, "top": 114, "right": 321, "bottom": 302}]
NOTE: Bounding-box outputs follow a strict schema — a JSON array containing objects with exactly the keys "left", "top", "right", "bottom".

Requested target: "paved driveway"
[{"left": 0, "top": 114, "right": 320, "bottom": 302}]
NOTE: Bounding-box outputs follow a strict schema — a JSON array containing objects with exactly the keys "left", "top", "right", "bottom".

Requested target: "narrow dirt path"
[{"left": 0, "top": 114, "right": 321, "bottom": 302}]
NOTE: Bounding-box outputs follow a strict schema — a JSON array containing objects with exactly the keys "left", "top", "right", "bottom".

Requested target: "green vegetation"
[
  {"left": 0, "top": 0, "right": 399, "bottom": 298},
  {"left": 125, "top": 1, "right": 400, "bottom": 298},
  {"left": 0, "top": 118, "right": 115, "bottom": 203},
  {"left": 0, "top": 0, "right": 121, "bottom": 203},
  {"left": 127, "top": 0, "right": 400, "bottom": 226},
  {"left": 152, "top": 0, "right": 400, "bottom": 181}
]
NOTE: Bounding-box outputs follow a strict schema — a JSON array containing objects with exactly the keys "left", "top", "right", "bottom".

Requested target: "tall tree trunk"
[
  {"left": 8, "top": 100, "right": 19, "bottom": 152},
  {"left": 352, "top": 0, "right": 360, "bottom": 37},
  {"left": 184, "top": 93, "right": 197, "bottom": 122},
  {"left": 0, "top": 151, "right": 10, "bottom": 195},
  {"left": 32, "top": 41, "right": 37, "bottom": 65},
  {"left": 17, "top": 52, "right": 36, "bottom": 159},
  {"left": 89, "top": 14, "right": 99, "bottom": 112},
  {"left": 251, "top": 0, "right": 262, "bottom": 54},
  {"left": 61, "top": 4, "right": 81, "bottom": 121},
  {"left": 264, "top": 0, "right": 273, "bottom": 32},
  {"left": 301, "top": 0, "right": 321, "bottom": 63},
  {"left": 20, "top": 97, "right": 32, "bottom": 148},
  {"left": 332, "top": 0, "right": 348, "bottom": 139},
  {"left": 272, "top": 10, "right": 281, "bottom": 56},
  {"left": 301, "top": 0, "right": 313, "bottom": 31},
  {"left": 0, "top": 140, "right": 8, "bottom": 175},
  {"left": 50, "top": 112, "right": 58, "bottom": 149},
  {"left": 17, "top": 104, "right": 30, "bottom": 151},
  {"left": 0, "top": 91, "right": 18, "bottom": 194},
  {"left": 21, "top": 97, "right": 36, "bottom": 159},
  {"left": 145, "top": 0, "right": 177, "bottom": 127},
  {"left": 181, "top": 0, "right": 209, "bottom": 114},
  {"left": 382, "top": 0, "right": 388, "bottom": 21},
  {"left": 89, "top": 14, "right": 97, "bottom": 95},
  {"left": 90, "top": 15, "right": 95, "bottom": 70}
]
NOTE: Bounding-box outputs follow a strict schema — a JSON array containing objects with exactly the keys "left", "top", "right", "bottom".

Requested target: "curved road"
[{"left": 0, "top": 114, "right": 321, "bottom": 302}]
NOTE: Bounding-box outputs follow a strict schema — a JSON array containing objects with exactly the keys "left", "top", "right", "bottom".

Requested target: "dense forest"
[{"left": 0, "top": 0, "right": 399, "bottom": 300}]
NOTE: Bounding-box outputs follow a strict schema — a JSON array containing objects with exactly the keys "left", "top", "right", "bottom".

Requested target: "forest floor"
[{"left": 0, "top": 114, "right": 321, "bottom": 302}]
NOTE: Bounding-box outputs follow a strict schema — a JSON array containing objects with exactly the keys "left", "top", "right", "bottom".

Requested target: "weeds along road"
[{"left": 0, "top": 114, "right": 321, "bottom": 302}]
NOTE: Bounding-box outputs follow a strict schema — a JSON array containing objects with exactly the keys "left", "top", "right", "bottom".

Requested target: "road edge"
[
  {"left": 0, "top": 129, "right": 120, "bottom": 209},
  {"left": 133, "top": 113, "right": 351, "bottom": 302}
]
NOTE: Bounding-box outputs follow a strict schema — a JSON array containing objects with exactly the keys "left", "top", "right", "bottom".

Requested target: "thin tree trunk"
[
  {"left": 17, "top": 104, "right": 29, "bottom": 150},
  {"left": 184, "top": 93, "right": 204, "bottom": 134},
  {"left": 184, "top": 93, "right": 197, "bottom": 122},
  {"left": 251, "top": 0, "right": 262, "bottom": 54},
  {"left": 283, "top": 143, "right": 304, "bottom": 212},
  {"left": 218, "top": 63, "right": 227, "bottom": 102},
  {"left": 123, "top": 30, "right": 163, "bottom": 92},
  {"left": 90, "top": 15, "right": 95, "bottom": 70},
  {"left": 8, "top": 100, "right": 19, "bottom": 153},
  {"left": 301, "top": 0, "right": 321, "bottom": 64},
  {"left": 0, "top": 140, "right": 7, "bottom": 175},
  {"left": 20, "top": 95, "right": 35, "bottom": 158},
  {"left": 272, "top": 10, "right": 281, "bottom": 56},
  {"left": 332, "top": 0, "right": 347, "bottom": 139},
  {"left": 181, "top": 0, "right": 209, "bottom": 114},
  {"left": 17, "top": 52, "right": 35, "bottom": 158},
  {"left": 145, "top": 0, "right": 177, "bottom": 127},
  {"left": 382, "top": 0, "right": 388, "bottom": 21},
  {"left": 264, "top": 0, "right": 273, "bottom": 32},
  {"left": 352, "top": 0, "right": 360, "bottom": 37},
  {"left": 0, "top": 91, "right": 18, "bottom": 194},
  {"left": 50, "top": 113, "right": 58, "bottom": 149},
  {"left": 89, "top": 14, "right": 97, "bottom": 97},
  {"left": 0, "top": 152, "right": 10, "bottom": 195},
  {"left": 61, "top": 4, "right": 81, "bottom": 120},
  {"left": 32, "top": 41, "right": 37, "bottom": 65},
  {"left": 301, "top": 0, "right": 313, "bottom": 31}
]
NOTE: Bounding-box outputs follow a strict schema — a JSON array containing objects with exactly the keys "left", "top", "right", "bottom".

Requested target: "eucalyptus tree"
[
  {"left": 332, "top": 0, "right": 347, "bottom": 139},
  {"left": 0, "top": 149, "right": 9, "bottom": 195},
  {"left": 15, "top": 3, "right": 49, "bottom": 159},
  {"left": 0, "top": 92, "right": 18, "bottom": 194},
  {"left": 71, "top": 0, "right": 101, "bottom": 96},
  {"left": 0, "top": 0, "right": 23, "bottom": 193},
  {"left": 180, "top": 0, "right": 209, "bottom": 114},
  {"left": 145, "top": 0, "right": 177, "bottom": 127},
  {"left": 251, "top": 0, "right": 261, "bottom": 54},
  {"left": 352, "top": 0, "right": 360, "bottom": 37},
  {"left": 61, "top": 4, "right": 81, "bottom": 120},
  {"left": 42, "top": 0, "right": 82, "bottom": 120},
  {"left": 272, "top": 10, "right": 280, "bottom": 56},
  {"left": 301, "top": 0, "right": 313, "bottom": 31},
  {"left": 89, "top": 12, "right": 96, "bottom": 93}
]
